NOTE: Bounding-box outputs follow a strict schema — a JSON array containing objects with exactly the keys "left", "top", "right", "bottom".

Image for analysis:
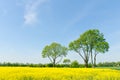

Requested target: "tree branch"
[
  {"left": 48, "top": 56, "right": 53, "bottom": 63},
  {"left": 56, "top": 56, "right": 63, "bottom": 64}
]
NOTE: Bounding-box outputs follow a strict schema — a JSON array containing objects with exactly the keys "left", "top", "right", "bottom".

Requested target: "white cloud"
[
  {"left": 24, "top": 12, "right": 37, "bottom": 25},
  {"left": 24, "top": 0, "right": 48, "bottom": 25}
]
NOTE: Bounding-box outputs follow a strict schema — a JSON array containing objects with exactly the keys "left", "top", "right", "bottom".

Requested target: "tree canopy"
[
  {"left": 69, "top": 29, "right": 109, "bottom": 67},
  {"left": 42, "top": 42, "right": 68, "bottom": 67},
  {"left": 63, "top": 59, "right": 71, "bottom": 64}
]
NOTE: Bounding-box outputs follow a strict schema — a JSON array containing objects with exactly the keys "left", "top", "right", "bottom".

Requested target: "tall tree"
[
  {"left": 69, "top": 37, "right": 90, "bottom": 67},
  {"left": 69, "top": 29, "right": 109, "bottom": 68},
  {"left": 93, "top": 41, "right": 109, "bottom": 67},
  {"left": 80, "top": 29, "right": 109, "bottom": 67},
  {"left": 42, "top": 42, "right": 68, "bottom": 67}
]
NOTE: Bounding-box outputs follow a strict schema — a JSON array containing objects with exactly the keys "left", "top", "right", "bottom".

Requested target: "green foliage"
[
  {"left": 97, "top": 62, "right": 120, "bottom": 67},
  {"left": 42, "top": 42, "right": 68, "bottom": 67},
  {"left": 0, "top": 61, "right": 120, "bottom": 68},
  {"left": 95, "top": 42, "right": 109, "bottom": 53},
  {"left": 42, "top": 42, "right": 68, "bottom": 58},
  {"left": 80, "top": 29, "right": 109, "bottom": 53},
  {"left": 81, "top": 29, "right": 109, "bottom": 53},
  {"left": 70, "top": 60, "right": 79, "bottom": 68},
  {"left": 45, "top": 63, "right": 53, "bottom": 67},
  {"left": 63, "top": 59, "right": 71, "bottom": 64},
  {"left": 69, "top": 29, "right": 109, "bottom": 68}
]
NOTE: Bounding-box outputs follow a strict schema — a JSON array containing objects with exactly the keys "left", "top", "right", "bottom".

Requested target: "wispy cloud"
[{"left": 24, "top": 0, "right": 48, "bottom": 25}]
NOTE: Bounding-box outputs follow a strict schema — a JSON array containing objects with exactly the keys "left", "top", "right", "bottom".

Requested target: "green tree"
[
  {"left": 42, "top": 42, "right": 68, "bottom": 67},
  {"left": 70, "top": 60, "right": 79, "bottom": 68},
  {"left": 80, "top": 29, "right": 109, "bottom": 67},
  {"left": 69, "top": 38, "right": 90, "bottom": 67},
  {"left": 93, "top": 41, "right": 109, "bottom": 67},
  {"left": 69, "top": 29, "right": 109, "bottom": 68},
  {"left": 63, "top": 59, "right": 71, "bottom": 64}
]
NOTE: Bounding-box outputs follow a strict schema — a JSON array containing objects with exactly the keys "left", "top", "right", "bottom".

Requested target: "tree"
[
  {"left": 69, "top": 29, "right": 109, "bottom": 68},
  {"left": 63, "top": 59, "right": 71, "bottom": 64},
  {"left": 80, "top": 29, "right": 109, "bottom": 67},
  {"left": 42, "top": 42, "right": 68, "bottom": 67},
  {"left": 93, "top": 41, "right": 109, "bottom": 67},
  {"left": 70, "top": 60, "right": 79, "bottom": 68},
  {"left": 69, "top": 37, "right": 90, "bottom": 67}
]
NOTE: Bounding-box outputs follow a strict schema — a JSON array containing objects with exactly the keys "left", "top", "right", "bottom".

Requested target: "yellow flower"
[{"left": 0, "top": 67, "right": 120, "bottom": 80}]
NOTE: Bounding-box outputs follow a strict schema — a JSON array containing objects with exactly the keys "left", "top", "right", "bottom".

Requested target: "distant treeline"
[{"left": 0, "top": 61, "right": 120, "bottom": 68}]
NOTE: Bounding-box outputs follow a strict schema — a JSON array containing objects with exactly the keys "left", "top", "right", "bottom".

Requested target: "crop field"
[{"left": 0, "top": 67, "right": 120, "bottom": 80}]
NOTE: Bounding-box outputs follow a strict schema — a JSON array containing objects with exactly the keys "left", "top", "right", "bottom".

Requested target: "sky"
[{"left": 0, "top": 0, "right": 120, "bottom": 64}]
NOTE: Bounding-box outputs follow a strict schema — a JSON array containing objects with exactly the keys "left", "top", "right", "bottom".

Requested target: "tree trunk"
[
  {"left": 84, "top": 60, "right": 88, "bottom": 68},
  {"left": 90, "top": 52, "right": 94, "bottom": 68},
  {"left": 93, "top": 53, "right": 97, "bottom": 67},
  {"left": 53, "top": 59, "right": 56, "bottom": 67},
  {"left": 94, "top": 56, "right": 96, "bottom": 67}
]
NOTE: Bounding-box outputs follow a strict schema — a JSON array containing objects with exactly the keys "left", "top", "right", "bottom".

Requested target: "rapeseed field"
[{"left": 0, "top": 67, "right": 120, "bottom": 80}]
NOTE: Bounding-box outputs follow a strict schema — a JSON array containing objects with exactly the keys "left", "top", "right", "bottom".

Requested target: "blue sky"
[{"left": 0, "top": 0, "right": 120, "bottom": 63}]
